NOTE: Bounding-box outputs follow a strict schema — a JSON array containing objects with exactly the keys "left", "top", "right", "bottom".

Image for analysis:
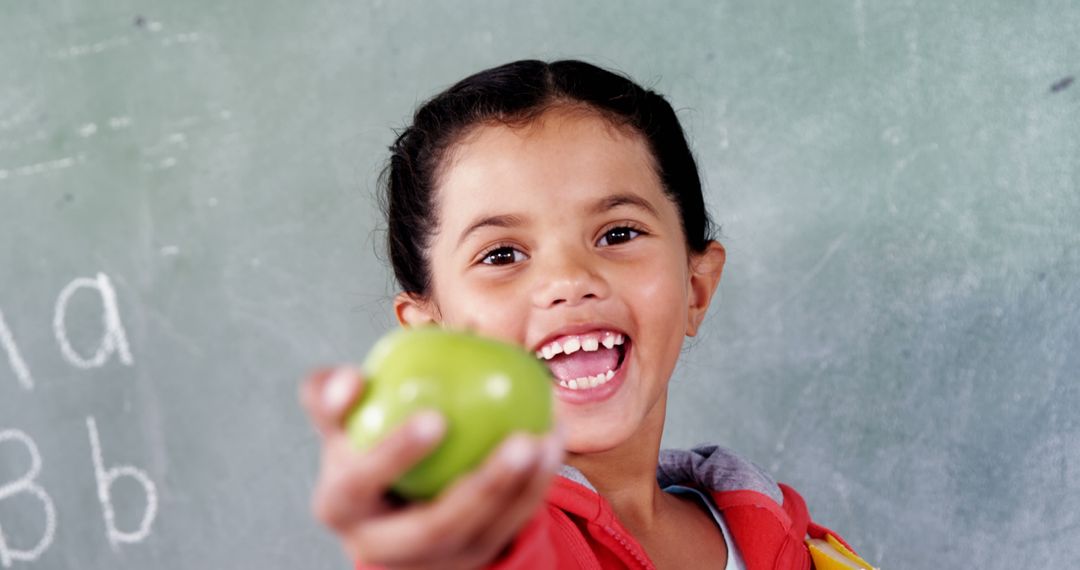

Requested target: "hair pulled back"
[{"left": 379, "top": 59, "right": 717, "bottom": 296}]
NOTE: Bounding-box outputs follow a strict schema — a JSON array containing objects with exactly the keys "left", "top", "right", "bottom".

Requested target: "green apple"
[{"left": 345, "top": 326, "right": 553, "bottom": 501}]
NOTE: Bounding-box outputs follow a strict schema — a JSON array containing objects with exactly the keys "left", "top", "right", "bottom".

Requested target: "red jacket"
[{"left": 359, "top": 445, "right": 858, "bottom": 570}]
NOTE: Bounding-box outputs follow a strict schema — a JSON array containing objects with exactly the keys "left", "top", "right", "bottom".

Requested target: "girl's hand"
[{"left": 300, "top": 367, "right": 564, "bottom": 570}]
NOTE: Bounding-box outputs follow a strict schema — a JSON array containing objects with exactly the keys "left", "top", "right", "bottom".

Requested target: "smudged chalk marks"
[
  {"left": 0, "top": 107, "right": 36, "bottom": 132},
  {"left": 133, "top": 14, "right": 162, "bottom": 31},
  {"left": 51, "top": 36, "right": 131, "bottom": 60},
  {"left": 882, "top": 125, "right": 905, "bottom": 146},
  {"left": 55, "top": 193, "right": 74, "bottom": 209},
  {"left": 1049, "top": 76, "right": 1074, "bottom": 93},
  {"left": 161, "top": 32, "right": 200, "bottom": 47},
  {"left": 108, "top": 116, "right": 132, "bottom": 130},
  {"left": 0, "top": 155, "right": 86, "bottom": 182},
  {"left": 853, "top": 0, "right": 867, "bottom": 51}
]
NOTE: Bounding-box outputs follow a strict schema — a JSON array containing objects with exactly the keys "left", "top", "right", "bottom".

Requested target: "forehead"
[{"left": 433, "top": 108, "right": 668, "bottom": 231}]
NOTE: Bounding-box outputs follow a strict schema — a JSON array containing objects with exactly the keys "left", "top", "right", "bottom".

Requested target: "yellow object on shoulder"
[{"left": 807, "top": 534, "right": 877, "bottom": 570}]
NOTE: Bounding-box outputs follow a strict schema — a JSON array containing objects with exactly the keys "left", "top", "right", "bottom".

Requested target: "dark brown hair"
[{"left": 378, "top": 59, "right": 717, "bottom": 296}]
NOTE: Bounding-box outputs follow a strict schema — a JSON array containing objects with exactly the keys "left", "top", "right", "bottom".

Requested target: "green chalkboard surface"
[{"left": 2, "top": 1, "right": 1078, "bottom": 568}]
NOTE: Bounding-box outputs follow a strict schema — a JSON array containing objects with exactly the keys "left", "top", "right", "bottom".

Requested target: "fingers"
[
  {"left": 313, "top": 410, "right": 446, "bottom": 530},
  {"left": 302, "top": 362, "right": 564, "bottom": 570},
  {"left": 348, "top": 431, "right": 561, "bottom": 567},
  {"left": 469, "top": 431, "right": 563, "bottom": 557},
  {"left": 300, "top": 366, "right": 364, "bottom": 436}
]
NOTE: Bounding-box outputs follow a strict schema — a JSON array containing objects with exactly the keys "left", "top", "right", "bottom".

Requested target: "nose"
[{"left": 532, "top": 246, "right": 610, "bottom": 309}]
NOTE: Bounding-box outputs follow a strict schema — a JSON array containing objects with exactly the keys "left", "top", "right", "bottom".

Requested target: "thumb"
[{"left": 300, "top": 366, "right": 365, "bottom": 436}]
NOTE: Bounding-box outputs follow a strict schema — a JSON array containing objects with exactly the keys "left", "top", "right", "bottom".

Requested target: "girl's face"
[{"left": 395, "top": 107, "right": 725, "bottom": 454}]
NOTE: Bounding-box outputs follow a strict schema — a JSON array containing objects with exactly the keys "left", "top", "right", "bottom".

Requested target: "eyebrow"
[
  {"left": 455, "top": 192, "right": 660, "bottom": 248},
  {"left": 455, "top": 213, "right": 526, "bottom": 249},
  {"left": 588, "top": 193, "right": 660, "bottom": 218}
]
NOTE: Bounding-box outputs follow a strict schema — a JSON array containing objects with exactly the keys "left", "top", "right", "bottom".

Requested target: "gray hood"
[{"left": 558, "top": 444, "right": 783, "bottom": 505}]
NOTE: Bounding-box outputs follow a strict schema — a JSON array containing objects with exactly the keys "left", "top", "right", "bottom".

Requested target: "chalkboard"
[{"left": 2, "top": 1, "right": 1078, "bottom": 568}]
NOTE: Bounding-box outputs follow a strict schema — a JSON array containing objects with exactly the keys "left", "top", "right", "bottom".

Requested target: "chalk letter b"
[
  {"left": 86, "top": 417, "right": 158, "bottom": 550},
  {"left": 0, "top": 429, "right": 57, "bottom": 568}
]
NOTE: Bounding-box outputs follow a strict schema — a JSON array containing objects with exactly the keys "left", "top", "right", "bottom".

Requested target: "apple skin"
[{"left": 345, "top": 326, "right": 553, "bottom": 501}]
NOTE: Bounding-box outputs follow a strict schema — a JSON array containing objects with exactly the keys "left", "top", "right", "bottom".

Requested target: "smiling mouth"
[{"left": 537, "top": 335, "right": 629, "bottom": 391}]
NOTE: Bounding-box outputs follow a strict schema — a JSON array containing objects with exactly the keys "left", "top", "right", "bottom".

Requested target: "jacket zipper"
[{"left": 602, "top": 525, "right": 655, "bottom": 570}]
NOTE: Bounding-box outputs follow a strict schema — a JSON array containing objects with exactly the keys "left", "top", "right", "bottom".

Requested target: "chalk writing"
[
  {"left": 86, "top": 417, "right": 159, "bottom": 551},
  {"left": 0, "top": 309, "right": 33, "bottom": 391},
  {"left": 53, "top": 273, "right": 134, "bottom": 369},
  {"left": 0, "top": 429, "right": 57, "bottom": 568},
  {"left": 0, "top": 273, "right": 161, "bottom": 564}
]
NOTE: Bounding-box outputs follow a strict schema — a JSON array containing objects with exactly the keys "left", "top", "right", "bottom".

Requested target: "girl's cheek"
[{"left": 451, "top": 286, "right": 524, "bottom": 336}]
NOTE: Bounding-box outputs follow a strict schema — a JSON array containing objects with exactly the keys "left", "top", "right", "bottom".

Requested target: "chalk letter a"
[
  {"left": 86, "top": 417, "right": 158, "bottom": 551},
  {"left": 53, "top": 273, "right": 133, "bottom": 369},
  {"left": 0, "top": 429, "right": 57, "bottom": 568}
]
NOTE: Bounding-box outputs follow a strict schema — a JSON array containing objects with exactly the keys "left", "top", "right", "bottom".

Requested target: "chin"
[{"left": 562, "top": 423, "right": 634, "bottom": 455}]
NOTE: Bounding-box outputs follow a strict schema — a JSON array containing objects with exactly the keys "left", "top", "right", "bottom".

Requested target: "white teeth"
[
  {"left": 537, "top": 331, "right": 628, "bottom": 360},
  {"left": 555, "top": 368, "right": 618, "bottom": 391}
]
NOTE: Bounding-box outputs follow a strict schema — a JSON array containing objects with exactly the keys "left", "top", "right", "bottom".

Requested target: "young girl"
[{"left": 300, "top": 59, "right": 863, "bottom": 570}]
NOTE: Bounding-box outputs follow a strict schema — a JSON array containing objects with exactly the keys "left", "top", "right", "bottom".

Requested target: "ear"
[
  {"left": 393, "top": 291, "right": 440, "bottom": 328},
  {"left": 685, "top": 240, "right": 726, "bottom": 337}
]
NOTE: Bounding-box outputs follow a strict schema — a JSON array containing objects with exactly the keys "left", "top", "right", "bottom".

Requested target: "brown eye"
[
  {"left": 598, "top": 226, "right": 641, "bottom": 247},
  {"left": 481, "top": 246, "right": 526, "bottom": 266}
]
